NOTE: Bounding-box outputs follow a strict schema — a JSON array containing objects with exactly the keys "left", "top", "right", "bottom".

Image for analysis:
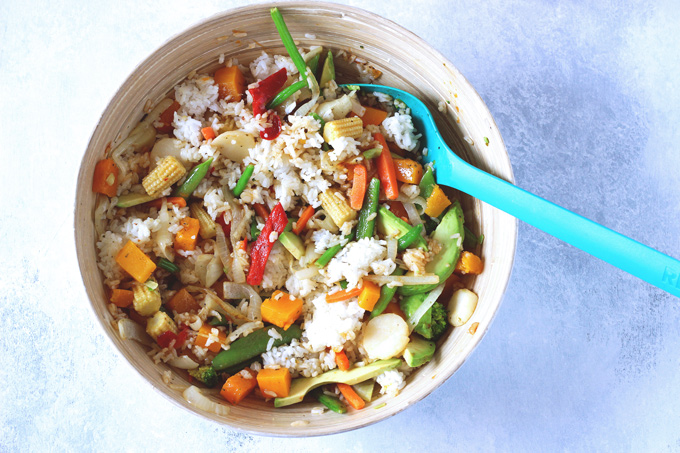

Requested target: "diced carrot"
[
  {"left": 424, "top": 185, "right": 452, "bottom": 217},
  {"left": 293, "top": 205, "right": 315, "bottom": 235},
  {"left": 385, "top": 201, "right": 409, "bottom": 222},
  {"left": 174, "top": 217, "right": 200, "bottom": 251},
  {"left": 338, "top": 161, "right": 355, "bottom": 180},
  {"left": 92, "top": 159, "right": 119, "bottom": 197},
  {"left": 156, "top": 101, "right": 181, "bottom": 134},
  {"left": 337, "top": 383, "right": 365, "bottom": 410},
  {"left": 393, "top": 158, "right": 423, "bottom": 184},
  {"left": 115, "top": 240, "right": 156, "bottom": 283},
  {"left": 335, "top": 350, "right": 350, "bottom": 371},
  {"left": 214, "top": 66, "right": 246, "bottom": 102},
  {"left": 253, "top": 203, "right": 269, "bottom": 220},
  {"left": 256, "top": 368, "right": 291, "bottom": 398},
  {"left": 326, "top": 286, "right": 364, "bottom": 303},
  {"left": 144, "top": 196, "right": 187, "bottom": 210},
  {"left": 110, "top": 289, "right": 134, "bottom": 308},
  {"left": 357, "top": 281, "right": 381, "bottom": 311},
  {"left": 350, "top": 164, "right": 367, "bottom": 210},
  {"left": 195, "top": 324, "right": 226, "bottom": 353},
  {"left": 455, "top": 251, "right": 484, "bottom": 275},
  {"left": 374, "top": 133, "right": 399, "bottom": 200},
  {"left": 261, "top": 290, "right": 303, "bottom": 330},
  {"left": 220, "top": 368, "right": 258, "bottom": 405},
  {"left": 358, "top": 106, "right": 388, "bottom": 126},
  {"left": 166, "top": 288, "right": 200, "bottom": 313},
  {"left": 201, "top": 126, "right": 216, "bottom": 141},
  {"left": 240, "top": 238, "right": 248, "bottom": 251},
  {"left": 382, "top": 301, "right": 407, "bottom": 320}
]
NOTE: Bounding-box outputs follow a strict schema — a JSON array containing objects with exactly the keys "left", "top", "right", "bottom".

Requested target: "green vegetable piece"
[
  {"left": 157, "top": 257, "right": 179, "bottom": 273},
  {"left": 250, "top": 217, "right": 260, "bottom": 241},
  {"left": 463, "top": 225, "right": 484, "bottom": 249},
  {"left": 270, "top": 8, "right": 308, "bottom": 82},
  {"left": 315, "top": 233, "right": 353, "bottom": 268},
  {"left": 339, "top": 280, "right": 348, "bottom": 290},
  {"left": 310, "top": 112, "right": 325, "bottom": 132},
  {"left": 398, "top": 201, "right": 465, "bottom": 296},
  {"left": 376, "top": 207, "right": 428, "bottom": 250},
  {"left": 397, "top": 224, "right": 423, "bottom": 251},
  {"left": 208, "top": 312, "right": 230, "bottom": 327},
  {"left": 352, "top": 380, "right": 375, "bottom": 402},
  {"left": 403, "top": 336, "right": 436, "bottom": 368},
  {"left": 279, "top": 231, "right": 305, "bottom": 259},
  {"left": 220, "top": 359, "right": 260, "bottom": 375},
  {"left": 212, "top": 325, "right": 302, "bottom": 371},
  {"left": 267, "top": 80, "right": 307, "bottom": 109},
  {"left": 419, "top": 166, "right": 436, "bottom": 199},
  {"left": 188, "top": 365, "right": 218, "bottom": 388},
  {"left": 370, "top": 267, "right": 406, "bottom": 318},
  {"left": 232, "top": 164, "right": 254, "bottom": 197},
  {"left": 362, "top": 148, "right": 382, "bottom": 160},
  {"left": 312, "top": 389, "right": 347, "bottom": 414},
  {"left": 319, "top": 50, "right": 335, "bottom": 88},
  {"left": 172, "top": 158, "right": 213, "bottom": 199},
  {"left": 356, "top": 178, "right": 380, "bottom": 239},
  {"left": 115, "top": 193, "right": 156, "bottom": 208},
  {"left": 400, "top": 294, "right": 448, "bottom": 340},
  {"left": 423, "top": 216, "right": 439, "bottom": 235},
  {"left": 308, "top": 53, "right": 321, "bottom": 76},
  {"left": 274, "top": 359, "right": 401, "bottom": 407}
]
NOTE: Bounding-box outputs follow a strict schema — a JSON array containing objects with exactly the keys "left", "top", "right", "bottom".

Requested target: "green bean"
[
  {"left": 232, "top": 164, "right": 254, "bottom": 197},
  {"left": 172, "top": 158, "right": 213, "bottom": 199},
  {"left": 397, "top": 224, "right": 424, "bottom": 251},
  {"left": 250, "top": 217, "right": 260, "bottom": 241},
  {"left": 267, "top": 80, "right": 307, "bottom": 109},
  {"left": 315, "top": 233, "right": 353, "bottom": 268},
  {"left": 270, "top": 8, "right": 308, "bottom": 82},
  {"left": 362, "top": 148, "right": 382, "bottom": 160},
  {"left": 356, "top": 178, "right": 381, "bottom": 239},
  {"left": 157, "top": 257, "right": 179, "bottom": 273},
  {"left": 370, "top": 268, "right": 406, "bottom": 318},
  {"left": 312, "top": 389, "right": 347, "bottom": 414}
]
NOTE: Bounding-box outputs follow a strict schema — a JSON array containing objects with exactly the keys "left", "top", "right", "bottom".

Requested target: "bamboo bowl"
[{"left": 75, "top": 2, "right": 516, "bottom": 436}]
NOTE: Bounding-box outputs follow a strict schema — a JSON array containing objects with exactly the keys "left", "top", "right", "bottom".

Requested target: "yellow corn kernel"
[
  {"left": 323, "top": 117, "right": 363, "bottom": 143},
  {"left": 146, "top": 311, "right": 178, "bottom": 340},
  {"left": 132, "top": 280, "right": 162, "bottom": 316},
  {"left": 320, "top": 188, "right": 357, "bottom": 228},
  {"left": 190, "top": 202, "right": 217, "bottom": 239},
  {"left": 142, "top": 156, "right": 187, "bottom": 197}
]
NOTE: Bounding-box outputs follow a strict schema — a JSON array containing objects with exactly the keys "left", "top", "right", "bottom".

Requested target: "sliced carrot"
[
  {"left": 166, "top": 288, "right": 200, "bottom": 313},
  {"left": 455, "top": 251, "right": 484, "bottom": 275},
  {"left": 214, "top": 66, "right": 246, "bottom": 102},
  {"left": 195, "top": 324, "right": 226, "bottom": 353},
  {"left": 357, "top": 281, "right": 381, "bottom": 311},
  {"left": 220, "top": 368, "right": 258, "bottom": 405},
  {"left": 115, "top": 240, "right": 156, "bottom": 283},
  {"left": 240, "top": 238, "right": 248, "bottom": 251},
  {"left": 144, "top": 196, "right": 187, "bottom": 210},
  {"left": 253, "top": 203, "right": 269, "bottom": 220},
  {"left": 92, "top": 159, "right": 119, "bottom": 197},
  {"left": 156, "top": 101, "right": 181, "bottom": 134},
  {"left": 374, "top": 133, "right": 399, "bottom": 200},
  {"left": 393, "top": 158, "right": 423, "bottom": 184},
  {"left": 293, "top": 205, "right": 315, "bottom": 235},
  {"left": 335, "top": 350, "right": 350, "bottom": 371},
  {"left": 326, "top": 286, "right": 364, "bottom": 303},
  {"left": 350, "top": 164, "right": 367, "bottom": 210},
  {"left": 257, "top": 368, "right": 291, "bottom": 398},
  {"left": 201, "top": 126, "right": 216, "bottom": 141},
  {"left": 261, "top": 290, "right": 303, "bottom": 330},
  {"left": 110, "top": 289, "right": 134, "bottom": 308},
  {"left": 174, "top": 217, "right": 200, "bottom": 251},
  {"left": 337, "top": 383, "right": 365, "bottom": 410}
]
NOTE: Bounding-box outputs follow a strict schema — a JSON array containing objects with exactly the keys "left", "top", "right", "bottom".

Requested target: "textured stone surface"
[{"left": 2, "top": 0, "right": 680, "bottom": 450}]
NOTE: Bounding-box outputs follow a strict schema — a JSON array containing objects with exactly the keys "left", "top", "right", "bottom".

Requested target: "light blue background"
[{"left": 2, "top": 0, "right": 679, "bottom": 451}]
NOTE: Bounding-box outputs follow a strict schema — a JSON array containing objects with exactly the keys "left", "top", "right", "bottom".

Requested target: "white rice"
[{"left": 381, "top": 112, "right": 421, "bottom": 151}]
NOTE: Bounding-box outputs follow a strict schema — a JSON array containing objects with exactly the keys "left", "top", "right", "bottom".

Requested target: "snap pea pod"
[
  {"left": 172, "top": 158, "right": 213, "bottom": 199},
  {"left": 362, "top": 148, "right": 382, "bottom": 160},
  {"left": 312, "top": 389, "right": 347, "bottom": 414},
  {"left": 419, "top": 166, "right": 435, "bottom": 200},
  {"left": 370, "top": 267, "right": 406, "bottom": 318},
  {"left": 157, "top": 257, "right": 179, "bottom": 273},
  {"left": 397, "top": 224, "right": 423, "bottom": 251},
  {"left": 314, "top": 233, "right": 354, "bottom": 268},
  {"left": 232, "top": 164, "right": 254, "bottom": 197},
  {"left": 356, "top": 178, "right": 381, "bottom": 239},
  {"left": 212, "top": 325, "right": 302, "bottom": 371}
]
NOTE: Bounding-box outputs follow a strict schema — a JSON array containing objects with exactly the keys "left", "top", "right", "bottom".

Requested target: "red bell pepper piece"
[
  {"left": 249, "top": 68, "right": 288, "bottom": 116},
  {"left": 260, "top": 111, "right": 282, "bottom": 141},
  {"left": 216, "top": 212, "right": 231, "bottom": 237},
  {"left": 246, "top": 202, "right": 288, "bottom": 286},
  {"left": 156, "top": 326, "right": 188, "bottom": 350}
]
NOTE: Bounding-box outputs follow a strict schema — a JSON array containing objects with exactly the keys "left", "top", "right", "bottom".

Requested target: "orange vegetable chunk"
[
  {"left": 220, "top": 368, "right": 258, "bottom": 405},
  {"left": 195, "top": 324, "right": 226, "bottom": 353},
  {"left": 261, "top": 290, "right": 303, "bottom": 330},
  {"left": 115, "top": 240, "right": 156, "bottom": 283},
  {"left": 174, "top": 217, "right": 200, "bottom": 251},
  {"left": 326, "top": 286, "right": 363, "bottom": 303},
  {"left": 357, "top": 281, "right": 381, "bottom": 311},
  {"left": 334, "top": 349, "right": 350, "bottom": 371},
  {"left": 110, "top": 289, "right": 134, "bottom": 308},
  {"left": 214, "top": 66, "right": 246, "bottom": 102},
  {"left": 201, "top": 126, "right": 216, "bottom": 141},
  {"left": 455, "top": 251, "right": 484, "bottom": 275},
  {"left": 156, "top": 101, "right": 181, "bottom": 134},
  {"left": 424, "top": 185, "right": 452, "bottom": 217},
  {"left": 337, "top": 383, "right": 365, "bottom": 410},
  {"left": 92, "top": 159, "right": 119, "bottom": 197},
  {"left": 358, "top": 106, "right": 388, "bottom": 126},
  {"left": 256, "top": 368, "right": 291, "bottom": 398},
  {"left": 167, "top": 288, "right": 200, "bottom": 314},
  {"left": 393, "top": 158, "right": 423, "bottom": 184}
]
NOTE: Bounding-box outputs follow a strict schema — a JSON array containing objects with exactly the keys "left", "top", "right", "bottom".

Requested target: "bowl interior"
[{"left": 75, "top": 1, "right": 516, "bottom": 436}]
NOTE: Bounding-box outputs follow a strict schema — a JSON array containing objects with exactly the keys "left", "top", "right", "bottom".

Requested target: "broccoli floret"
[
  {"left": 429, "top": 302, "right": 448, "bottom": 340},
  {"left": 188, "top": 365, "right": 218, "bottom": 388},
  {"left": 400, "top": 293, "right": 450, "bottom": 340}
]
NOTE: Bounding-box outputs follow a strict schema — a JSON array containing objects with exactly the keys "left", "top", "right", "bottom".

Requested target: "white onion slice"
[
  {"left": 228, "top": 321, "right": 264, "bottom": 342},
  {"left": 205, "top": 256, "right": 223, "bottom": 288},
  {"left": 295, "top": 266, "right": 319, "bottom": 280},
  {"left": 223, "top": 282, "right": 262, "bottom": 321},
  {"left": 215, "top": 226, "right": 232, "bottom": 275},
  {"left": 402, "top": 201, "right": 423, "bottom": 230},
  {"left": 364, "top": 274, "right": 439, "bottom": 286},
  {"left": 167, "top": 355, "right": 200, "bottom": 370},
  {"left": 386, "top": 238, "right": 398, "bottom": 262},
  {"left": 183, "top": 386, "right": 230, "bottom": 416},
  {"left": 406, "top": 284, "right": 445, "bottom": 333},
  {"left": 194, "top": 254, "right": 213, "bottom": 287},
  {"left": 154, "top": 199, "right": 174, "bottom": 261},
  {"left": 117, "top": 319, "right": 153, "bottom": 346},
  {"left": 294, "top": 67, "right": 320, "bottom": 117},
  {"left": 187, "top": 287, "right": 251, "bottom": 325}
]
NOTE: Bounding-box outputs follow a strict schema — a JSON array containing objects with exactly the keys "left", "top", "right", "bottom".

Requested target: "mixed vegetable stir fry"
[{"left": 93, "top": 8, "right": 484, "bottom": 414}]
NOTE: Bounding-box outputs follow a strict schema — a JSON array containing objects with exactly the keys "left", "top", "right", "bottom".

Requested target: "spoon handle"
[{"left": 441, "top": 158, "right": 680, "bottom": 297}]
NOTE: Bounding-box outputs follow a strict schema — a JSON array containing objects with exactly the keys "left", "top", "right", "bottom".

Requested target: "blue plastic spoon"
[{"left": 350, "top": 84, "right": 680, "bottom": 298}]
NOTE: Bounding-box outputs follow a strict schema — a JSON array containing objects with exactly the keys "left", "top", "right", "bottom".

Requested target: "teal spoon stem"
[{"left": 349, "top": 84, "right": 680, "bottom": 298}]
